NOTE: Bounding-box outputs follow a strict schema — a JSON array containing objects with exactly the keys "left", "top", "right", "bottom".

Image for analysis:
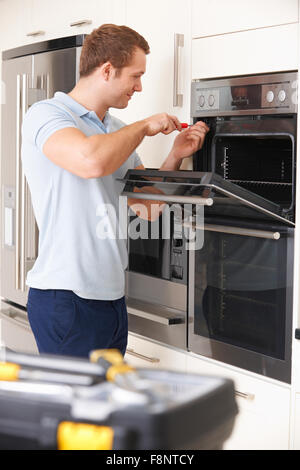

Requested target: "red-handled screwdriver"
[{"left": 181, "top": 123, "right": 192, "bottom": 129}]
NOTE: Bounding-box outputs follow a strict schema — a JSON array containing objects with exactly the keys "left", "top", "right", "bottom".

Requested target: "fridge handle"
[
  {"left": 15, "top": 75, "right": 21, "bottom": 290},
  {"left": 15, "top": 74, "right": 28, "bottom": 292},
  {"left": 20, "top": 75, "right": 28, "bottom": 291}
]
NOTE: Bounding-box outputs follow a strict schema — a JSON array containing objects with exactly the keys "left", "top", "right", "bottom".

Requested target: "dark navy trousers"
[{"left": 27, "top": 288, "right": 128, "bottom": 358}]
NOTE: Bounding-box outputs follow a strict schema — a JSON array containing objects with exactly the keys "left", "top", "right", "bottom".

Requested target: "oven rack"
[{"left": 229, "top": 180, "right": 292, "bottom": 186}]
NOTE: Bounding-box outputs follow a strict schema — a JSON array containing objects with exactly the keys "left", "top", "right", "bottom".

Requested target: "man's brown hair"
[{"left": 79, "top": 24, "right": 150, "bottom": 78}]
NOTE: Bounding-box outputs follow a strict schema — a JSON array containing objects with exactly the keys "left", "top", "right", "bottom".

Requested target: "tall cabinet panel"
[{"left": 112, "top": 0, "right": 192, "bottom": 170}]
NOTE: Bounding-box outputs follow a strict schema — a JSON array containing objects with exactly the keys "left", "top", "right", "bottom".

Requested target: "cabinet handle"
[
  {"left": 26, "top": 31, "right": 45, "bottom": 37},
  {"left": 173, "top": 33, "right": 184, "bottom": 107},
  {"left": 70, "top": 20, "right": 92, "bottom": 27},
  {"left": 235, "top": 390, "right": 255, "bottom": 400},
  {"left": 127, "top": 306, "right": 184, "bottom": 326},
  {"left": 126, "top": 348, "right": 160, "bottom": 363}
]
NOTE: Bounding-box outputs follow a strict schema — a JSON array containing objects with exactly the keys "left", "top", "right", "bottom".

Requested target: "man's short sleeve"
[
  {"left": 22, "top": 101, "right": 78, "bottom": 152},
  {"left": 132, "top": 150, "right": 143, "bottom": 169}
]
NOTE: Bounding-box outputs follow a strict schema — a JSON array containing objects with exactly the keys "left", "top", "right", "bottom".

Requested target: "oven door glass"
[
  {"left": 188, "top": 218, "right": 294, "bottom": 383},
  {"left": 127, "top": 209, "right": 188, "bottom": 284},
  {"left": 127, "top": 211, "right": 171, "bottom": 280},
  {"left": 119, "top": 170, "right": 294, "bottom": 226}
]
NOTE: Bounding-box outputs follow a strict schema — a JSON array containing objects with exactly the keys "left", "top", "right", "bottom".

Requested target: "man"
[{"left": 21, "top": 24, "right": 209, "bottom": 358}]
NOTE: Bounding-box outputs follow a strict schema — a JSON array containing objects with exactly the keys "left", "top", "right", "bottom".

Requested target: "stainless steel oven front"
[
  {"left": 188, "top": 71, "right": 297, "bottom": 383},
  {"left": 121, "top": 71, "right": 297, "bottom": 384}
]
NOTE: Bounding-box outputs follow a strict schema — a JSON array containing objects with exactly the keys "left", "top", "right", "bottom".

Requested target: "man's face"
[{"left": 108, "top": 47, "right": 146, "bottom": 109}]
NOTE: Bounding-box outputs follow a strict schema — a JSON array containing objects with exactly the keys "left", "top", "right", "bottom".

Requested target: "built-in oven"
[{"left": 120, "top": 72, "right": 297, "bottom": 384}]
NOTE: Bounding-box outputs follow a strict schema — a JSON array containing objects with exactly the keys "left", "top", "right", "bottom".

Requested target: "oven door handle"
[
  {"left": 184, "top": 221, "right": 281, "bottom": 240},
  {"left": 122, "top": 191, "right": 213, "bottom": 206},
  {"left": 126, "top": 302, "right": 185, "bottom": 326}
]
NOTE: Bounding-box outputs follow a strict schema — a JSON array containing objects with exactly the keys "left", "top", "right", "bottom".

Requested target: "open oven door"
[{"left": 118, "top": 169, "right": 295, "bottom": 227}]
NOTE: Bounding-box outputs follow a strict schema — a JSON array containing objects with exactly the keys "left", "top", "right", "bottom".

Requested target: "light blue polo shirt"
[{"left": 21, "top": 92, "right": 142, "bottom": 300}]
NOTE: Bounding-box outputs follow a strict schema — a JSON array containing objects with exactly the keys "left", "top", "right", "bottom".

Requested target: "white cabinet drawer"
[
  {"left": 125, "top": 334, "right": 187, "bottom": 372},
  {"left": 192, "top": 0, "right": 299, "bottom": 39},
  {"left": 0, "top": 308, "right": 38, "bottom": 354},
  {"left": 186, "top": 353, "right": 290, "bottom": 450},
  {"left": 192, "top": 23, "right": 299, "bottom": 79}
]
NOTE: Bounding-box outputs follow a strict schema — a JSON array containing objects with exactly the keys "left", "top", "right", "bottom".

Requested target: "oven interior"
[
  {"left": 214, "top": 136, "right": 293, "bottom": 211},
  {"left": 193, "top": 116, "right": 296, "bottom": 220}
]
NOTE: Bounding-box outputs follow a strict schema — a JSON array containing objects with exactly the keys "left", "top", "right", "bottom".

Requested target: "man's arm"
[{"left": 42, "top": 113, "right": 182, "bottom": 179}]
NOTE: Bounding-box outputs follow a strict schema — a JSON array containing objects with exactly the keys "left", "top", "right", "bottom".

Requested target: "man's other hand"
[{"left": 169, "top": 121, "right": 210, "bottom": 161}]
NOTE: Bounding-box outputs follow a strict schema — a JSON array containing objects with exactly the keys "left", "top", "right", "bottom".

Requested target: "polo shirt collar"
[
  {"left": 54, "top": 91, "right": 112, "bottom": 132},
  {"left": 54, "top": 92, "right": 90, "bottom": 117}
]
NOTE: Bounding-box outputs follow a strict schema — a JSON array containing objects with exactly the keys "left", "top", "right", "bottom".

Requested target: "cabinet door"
[
  {"left": 24, "top": 0, "right": 127, "bottom": 44},
  {"left": 55, "top": 0, "right": 112, "bottom": 37},
  {"left": 192, "top": 23, "right": 299, "bottom": 79},
  {"left": 112, "top": 0, "right": 192, "bottom": 170},
  {"left": 125, "top": 334, "right": 187, "bottom": 372},
  {"left": 192, "top": 0, "right": 299, "bottom": 39},
  {"left": 0, "top": 0, "right": 32, "bottom": 50},
  {"left": 186, "top": 354, "right": 290, "bottom": 450}
]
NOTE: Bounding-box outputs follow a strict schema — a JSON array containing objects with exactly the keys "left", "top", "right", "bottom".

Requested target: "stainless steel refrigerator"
[{"left": 0, "top": 35, "right": 85, "bottom": 353}]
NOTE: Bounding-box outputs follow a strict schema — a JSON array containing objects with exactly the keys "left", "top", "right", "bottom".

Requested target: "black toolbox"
[{"left": 0, "top": 350, "right": 238, "bottom": 450}]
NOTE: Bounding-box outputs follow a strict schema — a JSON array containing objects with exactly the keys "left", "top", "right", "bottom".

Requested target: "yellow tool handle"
[
  {"left": 89, "top": 349, "right": 135, "bottom": 382},
  {"left": 57, "top": 422, "right": 114, "bottom": 450},
  {"left": 0, "top": 362, "right": 20, "bottom": 381}
]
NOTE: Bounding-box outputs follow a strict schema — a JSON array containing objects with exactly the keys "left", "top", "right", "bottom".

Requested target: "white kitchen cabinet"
[
  {"left": 186, "top": 353, "right": 291, "bottom": 450},
  {"left": 0, "top": 0, "right": 32, "bottom": 50},
  {"left": 112, "top": 0, "right": 193, "bottom": 170},
  {"left": 192, "top": 0, "right": 299, "bottom": 39},
  {"left": 125, "top": 333, "right": 187, "bottom": 372},
  {"left": 192, "top": 23, "right": 299, "bottom": 79},
  {"left": 0, "top": 0, "right": 126, "bottom": 48},
  {"left": 32, "top": 0, "right": 126, "bottom": 39}
]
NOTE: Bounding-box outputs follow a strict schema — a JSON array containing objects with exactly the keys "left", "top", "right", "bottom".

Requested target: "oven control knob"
[
  {"left": 208, "top": 94, "right": 215, "bottom": 107},
  {"left": 198, "top": 95, "right": 205, "bottom": 107},
  {"left": 266, "top": 90, "right": 274, "bottom": 103},
  {"left": 278, "top": 90, "right": 286, "bottom": 102}
]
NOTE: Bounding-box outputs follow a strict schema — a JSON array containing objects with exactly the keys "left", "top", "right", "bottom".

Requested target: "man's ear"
[{"left": 99, "top": 61, "right": 114, "bottom": 81}]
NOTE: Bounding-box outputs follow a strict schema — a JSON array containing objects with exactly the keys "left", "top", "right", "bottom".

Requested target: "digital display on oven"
[{"left": 230, "top": 84, "right": 261, "bottom": 110}]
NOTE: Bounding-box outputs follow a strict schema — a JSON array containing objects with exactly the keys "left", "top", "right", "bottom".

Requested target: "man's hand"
[
  {"left": 169, "top": 121, "right": 210, "bottom": 161},
  {"left": 143, "top": 113, "right": 182, "bottom": 136}
]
